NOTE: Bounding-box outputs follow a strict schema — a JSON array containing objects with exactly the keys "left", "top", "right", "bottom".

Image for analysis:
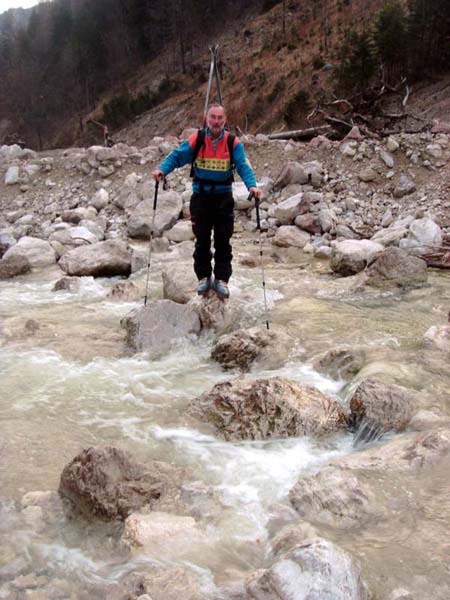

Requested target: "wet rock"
[
  {"left": 107, "top": 280, "right": 142, "bottom": 302},
  {"left": 423, "top": 323, "right": 450, "bottom": 352},
  {"left": 349, "top": 378, "right": 415, "bottom": 442},
  {"left": 127, "top": 190, "right": 183, "bottom": 238},
  {"left": 162, "top": 265, "right": 197, "bottom": 304},
  {"left": 58, "top": 446, "right": 182, "bottom": 521},
  {"left": 314, "top": 347, "right": 366, "bottom": 379},
  {"left": 189, "top": 377, "right": 348, "bottom": 441},
  {"left": 53, "top": 276, "right": 81, "bottom": 292},
  {"left": 129, "top": 565, "right": 209, "bottom": 600},
  {"left": 59, "top": 239, "right": 132, "bottom": 277},
  {"left": 364, "top": 247, "right": 428, "bottom": 289},
  {"left": 0, "top": 254, "right": 31, "bottom": 279},
  {"left": 3, "top": 236, "right": 57, "bottom": 268},
  {"left": 122, "top": 300, "right": 201, "bottom": 356},
  {"left": 289, "top": 465, "right": 377, "bottom": 528},
  {"left": 122, "top": 511, "right": 206, "bottom": 558},
  {"left": 211, "top": 326, "right": 290, "bottom": 371},
  {"left": 189, "top": 293, "right": 227, "bottom": 331},
  {"left": 330, "top": 239, "right": 384, "bottom": 276},
  {"left": 246, "top": 536, "right": 369, "bottom": 600}
]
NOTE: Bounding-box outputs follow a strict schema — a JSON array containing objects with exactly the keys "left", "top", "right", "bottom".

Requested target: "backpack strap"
[
  {"left": 227, "top": 132, "right": 236, "bottom": 173},
  {"left": 190, "top": 129, "right": 206, "bottom": 178}
]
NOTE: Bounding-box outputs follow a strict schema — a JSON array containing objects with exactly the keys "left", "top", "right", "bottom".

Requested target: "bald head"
[{"left": 207, "top": 105, "right": 226, "bottom": 138}]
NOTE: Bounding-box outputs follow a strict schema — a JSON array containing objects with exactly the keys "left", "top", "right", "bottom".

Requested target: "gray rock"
[
  {"left": 53, "top": 276, "right": 81, "bottom": 292},
  {"left": 164, "top": 220, "right": 194, "bottom": 243},
  {"left": 330, "top": 240, "right": 384, "bottom": 276},
  {"left": 0, "top": 232, "right": 17, "bottom": 258},
  {"left": 162, "top": 265, "right": 197, "bottom": 304},
  {"left": 379, "top": 150, "right": 395, "bottom": 168},
  {"left": 393, "top": 174, "right": 416, "bottom": 198},
  {"left": 107, "top": 280, "right": 142, "bottom": 302},
  {"left": 273, "top": 226, "right": 310, "bottom": 248},
  {"left": 3, "top": 236, "right": 56, "bottom": 268},
  {"left": 273, "top": 162, "right": 309, "bottom": 190},
  {"left": 294, "top": 213, "right": 322, "bottom": 234},
  {"left": 58, "top": 239, "right": 132, "bottom": 277},
  {"left": 246, "top": 537, "right": 369, "bottom": 600},
  {"left": 121, "top": 300, "right": 201, "bottom": 356},
  {"left": 399, "top": 217, "right": 443, "bottom": 256},
  {"left": 0, "top": 254, "right": 31, "bottom": 279},
  {"left": 274, "top": 193, "right": 309, "bottom": 225},
  {"left": 364, "top": 247, "right": 428, "bottom": 289},
  {"left": 189, "top": 377, "right": 348, "bottom": 441},
  {"left": 5, "top": 165, "right": 20, "bottom": 185},
  {"left": 358, "top": 167, "right": 378, "bottom": 182},
  {"left": 127, "top": 190, "right": 183, "bottom": 239}
]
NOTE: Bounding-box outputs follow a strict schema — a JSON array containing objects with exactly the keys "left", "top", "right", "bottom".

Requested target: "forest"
[{"left": 0, "top": 0, "right": 449, "bottom": 148}]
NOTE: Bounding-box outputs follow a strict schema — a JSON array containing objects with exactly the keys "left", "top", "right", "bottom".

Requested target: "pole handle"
[
  {"left": 153, "top": 179, "right": 159, "bottom": 210},
  {"left": 248, "top": 191, "right": 261, "bottom": 231}
]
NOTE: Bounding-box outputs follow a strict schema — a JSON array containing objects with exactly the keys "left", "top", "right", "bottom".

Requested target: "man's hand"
[
  {"left": 152, "top": 169, "right": 164, "bottom": 182},
  {"left": 249, "top": 186, "right": 261, "bottom": 200}
]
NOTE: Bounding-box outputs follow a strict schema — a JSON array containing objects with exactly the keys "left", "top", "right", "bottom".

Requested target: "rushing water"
[{"left": 1, "top": 239, "right": 449, "bottom": 598}]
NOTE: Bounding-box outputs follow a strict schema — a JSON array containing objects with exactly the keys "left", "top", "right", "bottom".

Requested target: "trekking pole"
[
  {"left": 203, "top": 46, "right": 216, "bottom": 126},
  {"left": 250, "top": 192, "right": 270, "bottom": 330},
  {"left": 144, "top": 177, "right": 163, "bottom": 306},
  {"left": 212, "top": 45, "right": 223, "bottom": 105}
]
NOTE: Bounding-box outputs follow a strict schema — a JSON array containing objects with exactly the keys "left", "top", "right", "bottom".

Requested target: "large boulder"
[
  {"left": 189, "top": 377, "right": 348, "bottom": 441},
  {"left": 3, "top": 236, "right": 56, "bottom": 268},
  {"left": 211, "top": 326, "right": 291, "bottom": 371},
  {"left": 330, "top": 240, "right": 384, "bottom": 276},
  {"left": 246, "top": 534, "right": 369, "bottom": 600},
  {"left": 364, "top": 247, "right": 428, "bottom": 289},
  {"left": 127, "top": 190, "right": 183, "bottom": 238},
  {"left": 58, "top": 446, "right": 182, "bottom": 521},
  {"left": 289, "top": 429, "right": 450, "bottom": 529},
  {"left": 274, "top": 193, "right": 309, "bottom": 225},
  {"left": 274, "top": 161, "right": 324, "bottom": 190},
  {"left": 0, "top": 254, "right": 31, "bottom": 279},
  {"left": 399, "top": 217, "right": 443, "bottom": 256},
  {"left": 122, "top": 300, "right": 201, "bottom": 356},
  {"left": 162, "top": 265, "right": 197, "bottom": 304},
  {"left": 189, "top": 293, "right": 228, "bottom": 332},
  {"left": 348, "top": 378, "right": 415, "bottom": 442},
  {"left": 58, "top": 239, "right": 132, "bottom": 277}
]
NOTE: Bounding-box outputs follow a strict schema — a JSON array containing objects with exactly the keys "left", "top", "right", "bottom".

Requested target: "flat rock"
[
  {"left": 162, "top": 264, "right": 197, "bottom": 304},
  {"left": 274, "top": 193, "right": 309, "bottom": 225},
  {"left": 58, "top": 239, "right": 132, "bottom": 277},
  {"left": 273, "top": 225, "right": 310, "bottom": 248},
  {"left": 314, "top": 347, "right": 366, "bottom": 380}
]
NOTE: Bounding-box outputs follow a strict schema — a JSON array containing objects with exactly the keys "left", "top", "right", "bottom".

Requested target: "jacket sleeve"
[
  {"left": 157, "top": 140, "right": 194, "bottom": 175},
  {"left": 233, "top": 141, "right": 257, "bottom": 189}
]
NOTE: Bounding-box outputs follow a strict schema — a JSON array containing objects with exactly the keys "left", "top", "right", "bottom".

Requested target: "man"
[{"left": 152, "top": 105, "right": 260, "bottom": 299}]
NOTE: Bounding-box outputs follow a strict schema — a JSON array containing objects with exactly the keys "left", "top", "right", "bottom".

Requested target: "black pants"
[{"left": 189, "top": 192, "right": 234, "bottom": 282}]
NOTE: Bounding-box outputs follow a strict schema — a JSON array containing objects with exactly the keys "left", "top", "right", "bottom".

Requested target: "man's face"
[{"left": 207, "top": 107, "right": 226, "bottom": 137}]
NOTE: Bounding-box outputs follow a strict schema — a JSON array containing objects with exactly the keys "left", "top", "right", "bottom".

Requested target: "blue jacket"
[{"left": 158, "top": 127, "right": 257, "bottom": 194}]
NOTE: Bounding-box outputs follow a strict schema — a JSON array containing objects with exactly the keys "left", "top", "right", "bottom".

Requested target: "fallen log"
[{"left": 268, "top": 125, "right": 333, "bottom": 141}]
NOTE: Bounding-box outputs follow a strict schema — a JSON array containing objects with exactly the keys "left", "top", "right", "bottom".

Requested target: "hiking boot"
[
  {"left": 197, "top": 277, "right": 212, "bottom": 296},
  {"left": 213, "top": 279, "right": 230, "bottom": 299}
]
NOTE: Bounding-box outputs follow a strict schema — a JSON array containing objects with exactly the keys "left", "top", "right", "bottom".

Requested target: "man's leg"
[
  {"left": 213, "top": 192, "right": 234, "bottom": 282},
  {"left": 190, "top": 193, "right": 213, "bottom": 280}
]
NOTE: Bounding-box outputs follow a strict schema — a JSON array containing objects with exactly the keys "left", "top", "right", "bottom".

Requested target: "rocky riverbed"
[{"left": 0, "top": 129, "right": 449, "bottom": 599}]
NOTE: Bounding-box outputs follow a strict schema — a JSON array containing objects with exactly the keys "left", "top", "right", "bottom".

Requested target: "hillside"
[{"left": 1, "top": 0, "right": 450, "bottom": 149}]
